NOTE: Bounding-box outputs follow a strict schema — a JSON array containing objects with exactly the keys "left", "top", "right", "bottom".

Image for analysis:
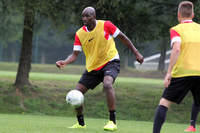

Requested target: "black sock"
[
  {"left": 109, "top": 110, "right": 116, "bottom": 124},
  {"left": 190, "top": 103, "right": 200, "bottom": 128},
  {"left": 153, "top": 105, "right": 168, "bottom": 133},
  {"left": 77, "top": 114, "right": 85, "bottom": 126}
]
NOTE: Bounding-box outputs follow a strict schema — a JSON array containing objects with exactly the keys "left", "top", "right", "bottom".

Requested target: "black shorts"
[
  {"left": 162, "top": 76, "right": 200, "bottom": 105},
  {"left": 78, "top": 59, "right": 120, "bottom": 89}
]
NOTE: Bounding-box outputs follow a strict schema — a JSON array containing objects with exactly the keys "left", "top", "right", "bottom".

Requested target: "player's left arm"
[
  {"left": 116, "top": 32, "right": 143, "bottom": 64},
  {"left": 105, "top": 21, "right": 143, "bottom": 64}
]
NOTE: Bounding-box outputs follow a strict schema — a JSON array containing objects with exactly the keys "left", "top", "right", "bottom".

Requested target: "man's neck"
[
  {"left": 87, "top": 20, "right": 97, "bottom": 31},
  {"left": 181, "top": 19, "right": 193, "bottom": 23},
  {"left": 179, "top": 17, "right": 193, "bottom": 23}
]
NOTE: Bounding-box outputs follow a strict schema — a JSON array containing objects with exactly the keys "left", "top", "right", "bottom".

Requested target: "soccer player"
[
  {"left": 184, "top": 103, "right": 200, "bottom": 132},
  {"left": 56, "top": 7, "right": 144, "bottom": 131},
  {"left": 152, "top": 1, "right": 200, "bottom": 133}
]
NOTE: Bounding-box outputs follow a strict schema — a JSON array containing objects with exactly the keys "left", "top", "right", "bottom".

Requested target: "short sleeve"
[
  {"left": 104, "top": 21, "right": 120, "bottom": 38},
  {"left": 170, "top": 29, "right": 181, "bottom": 48},
  {"left": 73, "top": 34, "right": 82, "bottom": 51}
]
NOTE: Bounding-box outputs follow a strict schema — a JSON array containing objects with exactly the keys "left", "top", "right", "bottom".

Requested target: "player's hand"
[
  {"left": 135, "top": 52, "right": 144, "bottom": 64},
  {"left": 56, "top": 60, "right": 66, "bottom": 69},
  {"left": 164, "top": 73, "right": 171, "bottom": 88}
]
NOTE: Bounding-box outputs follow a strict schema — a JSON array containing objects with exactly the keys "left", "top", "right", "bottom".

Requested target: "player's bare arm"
[
  {"left": 56, "top": 51, "right": 80, "bottom": 68},
  {"left": 116, "top": 32, "right": 144, "bottom": 64},
  {"left": 164, "top": 41, "right": 181, "bottom": 88}
]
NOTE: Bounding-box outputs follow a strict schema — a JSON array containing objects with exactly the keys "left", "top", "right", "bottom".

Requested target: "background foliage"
[{"left": 2, "top": 0, "right": 200, "bottom": 64}]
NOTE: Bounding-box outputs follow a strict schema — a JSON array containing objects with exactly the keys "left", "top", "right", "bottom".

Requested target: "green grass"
[
  {"left": 0, "top": 62, "right": 85, "bottom": 75},
  {"left": 0, "top": 113, "right": 190, "bottom": 133},
  {"left": 0, "top": 70, "right": 163, "bottom": 85},
  {"left": 0, "top": 62, "right": 195, "bottom": 125},
  {"left": 0, "top": 69, "right": 194, "bottom": 124},
  {"left": 0, "top": 61, "right": 165, "bottom": 79}
]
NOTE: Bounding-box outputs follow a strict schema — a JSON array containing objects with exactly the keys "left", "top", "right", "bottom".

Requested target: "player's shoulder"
[
  {"left": 97, "top": 20, "right": 106, "bottom": 26},
  {"left": 98, "top": 19, "right": 105, "bottom": 22},
  {"left": 76, "top": 26, "right": 86, "bottom": 34},
  {"left": 170, "top": 23, "right": 186, "bottom": 34},
  {"left": 171, "top": 21, "right": 200, "bottom": 31},
  {"left": 103, "top": 20, "right": 116, "bottom": 28},
  {"left": 97, "top": 20, "right": 113, "bottom": 27},
  {"left": 192, "top": 22, "right": 200, "bottom": 27},
  {"left": 170, "top": 24, "right": 180, "bottom": 30},
  {"left": 97, "top": 20, "right": 114, "bottom": 24},
  {"left": 76, "top": 26, "right": 84, "bottom": 31}
]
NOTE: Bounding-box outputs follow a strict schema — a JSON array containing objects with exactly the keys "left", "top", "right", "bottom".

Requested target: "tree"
[
  {"left": 147, "top": 0, "right": 178, "bottom": 71},
  {"left": 15, "top": 1, "right": 35, "bottom": 88},
  {"left": 158, "top": 38, "right": 168, "bottom": 71},
  {"left": 14, "top": 0, "right": 72, "bottom": 88}
]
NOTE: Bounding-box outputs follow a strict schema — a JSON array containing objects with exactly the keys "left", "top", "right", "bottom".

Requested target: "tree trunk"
[
  {"left": 15, "top": 2, "right": 35, "bottom": 89},
  {"left": 158, "top": 38, "right": 167, "bottom": 71}
]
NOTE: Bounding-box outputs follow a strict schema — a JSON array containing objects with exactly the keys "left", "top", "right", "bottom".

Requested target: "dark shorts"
[
  {"left": 162, "top": 76, "right": 200, "bottom": 105},
  {"left": 78, "top": 59, "right": 120, "bottom": 89}
]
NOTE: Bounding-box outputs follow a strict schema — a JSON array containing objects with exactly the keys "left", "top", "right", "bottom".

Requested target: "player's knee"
[
  {"left": 76, "top": 83, "right": 88, "bottom": 94},
  {"left": 159, "top": 98, "right": 171, "bottom": 108},
  {"left": 103, "top": 82, "right": 112, "bottom": 91}
]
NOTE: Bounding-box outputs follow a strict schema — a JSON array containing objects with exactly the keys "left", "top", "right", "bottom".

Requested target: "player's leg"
[
  {"left": 68, "top": 83, "right": 88, "bottom": 128},
  {"left": 102, "top": 60, "right": 120, "bottom": 131},
  {"left": 185, "top": 77, "right": 200, "bottom": 131},
  {"left": 103, "top": 75, "right": 116, "bottom": 122},
  {"left": 153, "top": 77, "right": 190, "bottom": 133},
  {"left": 69, "top": 70, "right": 101, "bottom": 128},
  {"left": 190, "top": 103, "right": 200, "bottom": 128},
  {"left": 74, "top": 83, "right": 88, "bottom": 127},
  {"left": 153, "top": 98, "right": 172, "bottom": 133},
  {"left": 184, "top": 103, "right": 199, "bottom": 132},
  {"left": 103, "top": 75, "right": 118, "bottom": 131}
]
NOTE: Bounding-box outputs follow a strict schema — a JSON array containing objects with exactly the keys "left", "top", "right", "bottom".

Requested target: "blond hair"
[{"left": 178, "top": 1, "right": 194, "bottom": 18}]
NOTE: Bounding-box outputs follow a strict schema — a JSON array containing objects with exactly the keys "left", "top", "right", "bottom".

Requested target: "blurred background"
[{"left": 1, "top": 0, "right": 199, "bottom": 70}]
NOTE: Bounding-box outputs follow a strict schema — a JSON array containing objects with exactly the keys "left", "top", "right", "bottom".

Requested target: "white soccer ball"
[{"left": 66, "top": 90, "right": 84, "bottom": 106}]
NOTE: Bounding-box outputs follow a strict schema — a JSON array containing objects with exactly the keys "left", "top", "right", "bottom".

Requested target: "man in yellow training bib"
[
  {"left": 152, "top": 1, "right": 200, "bottom": 133},
  {"left": 56, "top": 6, "right": 143, "bottom": 131}
]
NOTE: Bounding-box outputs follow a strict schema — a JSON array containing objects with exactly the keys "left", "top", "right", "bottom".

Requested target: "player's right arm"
[
  {"left": 164, "top": 42, "right": 181, "bottom": 87},
  {"left": 56, "top": 51, "right": 80, "bottom": 68},
  {"left": 56, "top": 33, "right": 82, "bottom": 69},
  {"left": 164, "top": 29, "right": 181, "bottom": 87}
]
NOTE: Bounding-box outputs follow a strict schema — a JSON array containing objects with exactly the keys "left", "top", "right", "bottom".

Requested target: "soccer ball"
[{"left": 66, "top": 90, "right": 84, "bottom": 106}]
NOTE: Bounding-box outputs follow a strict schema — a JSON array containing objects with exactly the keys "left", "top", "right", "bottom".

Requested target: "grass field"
[
  {"left": 0, "top": 62, "right": 165, "bottom": 78},
  {"left": 0, "top": 69, "right": 194, "bottom": 123},
  {"left": 0, "top": 70, "right": 163, "bottom": 85},
  {"left": 0, "top": 62, "right": 196, "bottom": 131},
  {"left": 0, "top": 113, "right": 190, "bottom": 133}
]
